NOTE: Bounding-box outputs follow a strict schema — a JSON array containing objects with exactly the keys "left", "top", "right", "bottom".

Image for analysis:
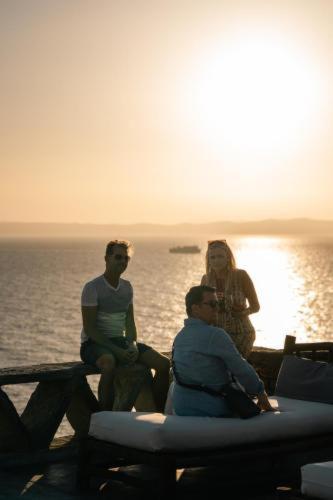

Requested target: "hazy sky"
[{"left": 1, "top": 0, "right": 333, "bottom": 224}]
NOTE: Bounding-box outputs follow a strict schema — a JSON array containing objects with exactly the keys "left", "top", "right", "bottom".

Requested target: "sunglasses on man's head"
[
  {"left": 201, "top": 300, "right": 219, "bottom": 309},
  {"left": 113, "top": 254, "right": 130, "bottom": 262}
]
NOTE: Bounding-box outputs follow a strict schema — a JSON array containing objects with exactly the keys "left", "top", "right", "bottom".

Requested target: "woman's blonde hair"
[{"left": 205, "top": 239, "right": 236, "bottom": 275}]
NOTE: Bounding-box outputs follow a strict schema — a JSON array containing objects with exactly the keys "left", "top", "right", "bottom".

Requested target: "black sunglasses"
[
  {"left": 201, "top": 300, "right": 219, "bottom": 309},
  {"left": 113, "top": 254, "right": 130, "bottom": 262}
]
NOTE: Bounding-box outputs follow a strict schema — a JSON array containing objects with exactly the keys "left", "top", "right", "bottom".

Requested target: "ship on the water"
[{"left": 169, "top": 245, "right": 201, "bottom": 254}]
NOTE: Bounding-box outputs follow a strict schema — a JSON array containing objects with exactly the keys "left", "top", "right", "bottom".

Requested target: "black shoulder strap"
[{"left": 172, "top": 347, "right": 223, "bottom": 397}]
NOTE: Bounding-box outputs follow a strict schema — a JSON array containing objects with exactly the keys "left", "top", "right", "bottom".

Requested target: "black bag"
[
  {"left": 172, "top": 355, "right": 260, "bottom": 419},
  {"left": 220, "top": 380, "right": 261, "bottom": 419}
]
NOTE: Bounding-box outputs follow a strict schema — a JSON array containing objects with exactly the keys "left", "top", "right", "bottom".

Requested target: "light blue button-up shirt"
[{"left": 172, "top": 317, "right": 265, "bottom": 417}]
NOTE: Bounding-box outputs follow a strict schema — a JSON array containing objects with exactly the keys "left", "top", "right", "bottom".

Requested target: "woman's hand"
[
  {"left": 257, "top": 392, "right": 276, "bottom": 412},
  {"left": 231, "top": 304, "right": 248, "bottom": 319}
]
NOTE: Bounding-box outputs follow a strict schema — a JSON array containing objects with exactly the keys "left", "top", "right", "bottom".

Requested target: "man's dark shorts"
[{"left": 80, "top": 337, "right": 152, "bottom": 367}]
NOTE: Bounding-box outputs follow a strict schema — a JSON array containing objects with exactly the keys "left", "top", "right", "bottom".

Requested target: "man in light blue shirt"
[{"left": 172, "top": 285, "right": 273, "bottom": 417}]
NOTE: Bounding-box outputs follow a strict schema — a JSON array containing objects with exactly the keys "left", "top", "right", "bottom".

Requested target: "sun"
[{"left": 182, "top": 33, "right": 325, "bottom": 159}]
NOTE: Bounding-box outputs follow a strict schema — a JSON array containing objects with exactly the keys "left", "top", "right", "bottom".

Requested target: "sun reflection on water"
[
  {"left": 230, "top": 236, "right": 333, "bottom": 348},
  {"left": 232, "top": 237, "right": 302, "bottom": 348}
]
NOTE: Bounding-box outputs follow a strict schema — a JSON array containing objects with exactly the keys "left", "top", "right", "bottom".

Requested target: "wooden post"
[
  {"left": 112, "top": 364, "right": 152, "bottom": 411},
  {"left": 66, "top": 377, "right": 100, "bottom": 437},
  {"left": 134, "top": 371, "right": 156, "bottom": 411},
  {"left": 0, "top": 388, "right": 30, "bottom": 452},
  {"left": 283, "top": 335, "right": 296, "bottom": 355},
  {"left": 153, "top": 458, "right": 177, "bottom": 499},
  {"left": 21, "top": 376, "right": 82, "bottom": 449},
  {"left": 76, "top": 437, "right": 92, "bottom": 491}
]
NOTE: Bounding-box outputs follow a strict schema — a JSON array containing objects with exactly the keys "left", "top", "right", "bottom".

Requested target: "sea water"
[{"left": 1, "top": 235, "right": 333, "bottom": 435}]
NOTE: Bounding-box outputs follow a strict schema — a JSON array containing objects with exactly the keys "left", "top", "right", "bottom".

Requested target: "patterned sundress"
[{"left": 204, "top": 269, "right": 256, "bottom": 358}]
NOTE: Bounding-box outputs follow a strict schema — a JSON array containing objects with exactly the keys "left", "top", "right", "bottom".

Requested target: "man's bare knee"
[{"left": 96, "top": 354, "right": 116, "bottom": 374}]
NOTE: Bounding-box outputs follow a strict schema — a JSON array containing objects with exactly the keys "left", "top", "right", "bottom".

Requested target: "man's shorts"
[{"left": 80, "top": 337, "right": 152, "bottom": 367}]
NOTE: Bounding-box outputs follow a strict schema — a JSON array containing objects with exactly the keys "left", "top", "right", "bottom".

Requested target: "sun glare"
[{"left": 183, "top": 34, "right": 325, "bottom": 159}]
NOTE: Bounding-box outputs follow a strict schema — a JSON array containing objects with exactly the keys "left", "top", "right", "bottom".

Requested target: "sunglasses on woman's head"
[{"left": 208, "top": 239, "right": 227, "bottom": 246}]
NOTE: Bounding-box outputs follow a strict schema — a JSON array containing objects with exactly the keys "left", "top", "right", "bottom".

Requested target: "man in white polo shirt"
[{"left": 80, "top": 240, "right": 170, "bottom": 411}]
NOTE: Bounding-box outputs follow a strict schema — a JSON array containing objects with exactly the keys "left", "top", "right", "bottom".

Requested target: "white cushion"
[
  {"left": 301, "top": 462, "right": 333, "bottom": 499},
  {"left": 89, "top": 397, "right": 333, "bottom": 453}
]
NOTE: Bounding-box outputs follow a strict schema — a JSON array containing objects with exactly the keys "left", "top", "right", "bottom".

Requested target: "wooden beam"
[
  {"left": 21, "top": 376, "right": 82, "bottom": 449},
  {"left": 0, "top": 362, "right": 98, "bottom": 385},
  {"left": 0, "top": 388, "right": 30, "bottom": 452}
]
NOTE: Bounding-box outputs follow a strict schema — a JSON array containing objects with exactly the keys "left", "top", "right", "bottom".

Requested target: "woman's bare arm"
[
  {"left": 201, "top": 274, "right": 208, "bottom": 285},
  {"left": 240, "top": 270, "right": 260, "bottom": 315}
]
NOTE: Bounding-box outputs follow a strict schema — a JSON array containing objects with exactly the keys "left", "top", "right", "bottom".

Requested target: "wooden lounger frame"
[{"left": 77, "top": 336, "right": 333, "bottom": 496}]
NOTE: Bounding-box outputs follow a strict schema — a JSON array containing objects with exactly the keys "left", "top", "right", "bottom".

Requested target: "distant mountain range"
[{"left": 1, "top": 219, "right": 333, "bottom": 237}]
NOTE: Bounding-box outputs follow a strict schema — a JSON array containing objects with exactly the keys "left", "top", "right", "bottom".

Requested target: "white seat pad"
[
  {"left": 89, "top": 397, "right": 333, "bottom": 453},
  {"left": 301, "top": 461, "right": 333, "bottom": 499}
]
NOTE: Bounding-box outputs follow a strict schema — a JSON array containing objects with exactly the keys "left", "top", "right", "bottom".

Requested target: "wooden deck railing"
[{"left": 0, "top": 361, "right": 152, "bottom": 454}]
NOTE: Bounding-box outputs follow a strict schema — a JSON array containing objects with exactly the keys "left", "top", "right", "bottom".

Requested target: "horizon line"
[{"left": 1, "top": 217, "right": 333, "bottom": 226}]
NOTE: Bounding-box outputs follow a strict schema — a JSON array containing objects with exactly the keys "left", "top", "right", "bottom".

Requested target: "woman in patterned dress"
[{"left": 201, "top": 239, "right": 260, "bottom": 358}]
